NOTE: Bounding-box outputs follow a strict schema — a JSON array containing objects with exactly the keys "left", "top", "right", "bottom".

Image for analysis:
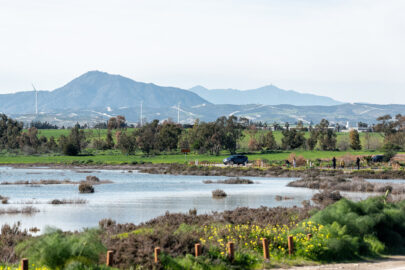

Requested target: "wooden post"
[
  {"left": 288, "top": 236, "right": 294, "bottom": 255},
  {"left": 195, "top": 243, "right": 202, "bottom": 257},
  {"left": 106, "top": 250, "right": 113, "bottom": 266},
  {"left": 227, "top": 242, "right": 234, "bottom": 261},
  {"left": 262, "top": 238, "right": 270, "bottom": 260},
  {"left": 21, "top": 258, "right": 29, "bottom": 270},
  {"left": 307, "top": 233, "right": 312, "bottom": 240},
  {"left": 154, "top": 247, "right": 161, "bottom": 263}
]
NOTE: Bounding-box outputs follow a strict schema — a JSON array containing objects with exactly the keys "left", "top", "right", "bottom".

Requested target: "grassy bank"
[
  {"left": 0, "top": 150, "right": 385, "bottom": 165},
  {"left": 2, "top": 197, "right": 405, "bottom": 269}
]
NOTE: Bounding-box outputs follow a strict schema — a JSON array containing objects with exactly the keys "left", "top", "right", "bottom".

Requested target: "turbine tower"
[
  {"left": 32, "top": 84, "right": 38, "bottom": 116},
  {"left": 140, "top": 101, "right": 143, "bottom": 126},
  {"left": 177, "top": 102, "right": 181, "bottom": 124}
]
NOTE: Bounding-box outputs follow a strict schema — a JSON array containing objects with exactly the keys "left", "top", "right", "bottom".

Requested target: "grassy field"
[
  {"left": 8, "top": 128, "right": 387, "bottom": 165},
  {"left": 0, "top": 150, "right": 385, "bottom": 165}
]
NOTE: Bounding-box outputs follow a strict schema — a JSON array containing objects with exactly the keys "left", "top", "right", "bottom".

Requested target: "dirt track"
[{"left": 283, "top": 256, "right": 405, "bottom": 270}]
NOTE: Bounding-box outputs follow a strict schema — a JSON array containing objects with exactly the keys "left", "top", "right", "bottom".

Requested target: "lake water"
[{"left": 0, "top": 166, "right": 387, "bottom": 233}]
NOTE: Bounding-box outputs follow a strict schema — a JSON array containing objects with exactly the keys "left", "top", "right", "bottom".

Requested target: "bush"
[
  {"left": 212, "top": 189, "right": 227, "bottom": 198},
  {"left": 85, "top": 176, "right": 100, "bottom": 182},
  {"left": 79, "top": 183, "right": 94, "bottom": 194},
  {"left": 15, "top": 228, "right": 105, "bottom": 269},
  {"left": 63, "top": 143, "right": 79, "bottom": 156},
  {"left": 307, "top": 196, "right": 405, "bottom": 260}
]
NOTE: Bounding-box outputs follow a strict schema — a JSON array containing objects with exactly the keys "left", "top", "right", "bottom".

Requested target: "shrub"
[
  {"left": 85, "top": 176, "right": 100, "bottom": 182},
  {"left": 15, "top": 228, "right": 105, "bottom": 269},
  {"left": 212, "top": 189, "right": 227, "bottom": 198},
  {"left": 78, "top": 183, "right": 94, "bottom": 194},
  {"left": 307, "top": 196, "right": 405, "bottom": 260},
  {"left": 63, "top": 143, "right": 79, "bottom": 156}
]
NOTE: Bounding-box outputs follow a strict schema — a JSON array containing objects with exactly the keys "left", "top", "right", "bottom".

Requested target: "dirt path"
[{"left": 282, "top": 256, "right": 405, "bottom": 270}]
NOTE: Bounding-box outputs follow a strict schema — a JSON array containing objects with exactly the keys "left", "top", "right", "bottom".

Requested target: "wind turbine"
[
  {"left": 177, "top": 102, "right": 181, "bottom": 124},
  {"left": 140, "top": 101, "right": 143, "bottom": 126},
  {"left": 32, "top": 84, "right": 38, "bottom": 116}
]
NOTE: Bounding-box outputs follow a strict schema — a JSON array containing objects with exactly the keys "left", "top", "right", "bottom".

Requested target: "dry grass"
[
  {"left": 203, "top": 177, "right": 254, "bottom": 184},
  {"left": 0, "top": 206, "right": 39, "bottom": 215},
  {"left": 49, "top": 199, "right": 88, "bottom": 204},
  {"left": 212, "top": 189, "right": 227, "bottom": 198},
  {"left": 0, "top": 177, "right": 112, "bottom": 186}
]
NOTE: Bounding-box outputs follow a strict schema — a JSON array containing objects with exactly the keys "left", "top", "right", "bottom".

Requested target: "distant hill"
[
  {"left": 0, "top": 71, "right": 209, "bottom": 114},
  {"left": 189, "top": 85, "right": 342, "bottom": 106},
  {"left": 1, "top": 71, "right": 404, "bottom": 127}
]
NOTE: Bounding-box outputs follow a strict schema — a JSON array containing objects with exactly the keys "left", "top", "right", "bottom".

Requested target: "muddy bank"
[
  {"left": 288, "top": 176, "right": 405, "bottom": 195},
  {"left": 3, "top": 163, "right": 405, "bottom": 179}
]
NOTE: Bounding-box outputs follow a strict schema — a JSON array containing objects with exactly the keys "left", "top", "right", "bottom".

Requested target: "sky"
[{"left": 0, "top": 0, "right": 404, "bottom": 104}]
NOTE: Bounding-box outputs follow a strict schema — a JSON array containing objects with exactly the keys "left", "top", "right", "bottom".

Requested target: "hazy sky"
[{"left": 0, "top": 0, "right": 404, "bottom": 104}]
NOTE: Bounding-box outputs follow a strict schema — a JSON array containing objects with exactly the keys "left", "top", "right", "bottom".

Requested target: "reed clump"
[{"left": 212, "top": 189, "right": 227, "bottom": 198}]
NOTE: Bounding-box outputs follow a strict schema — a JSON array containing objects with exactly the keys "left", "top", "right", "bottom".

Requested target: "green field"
[
  {"left": 6, "top": 128, "right": 388, "bottom": 165},
  {"left": 0, "top": 150, "right": 386, "bottom": 165}
]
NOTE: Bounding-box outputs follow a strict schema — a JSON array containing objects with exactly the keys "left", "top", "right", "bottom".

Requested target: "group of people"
[
  {"left": 332, "top": 156, "right": 361, "bottom": 170},
  {"left": 285, "top": 156, "right": 361, "bottom": 170}
]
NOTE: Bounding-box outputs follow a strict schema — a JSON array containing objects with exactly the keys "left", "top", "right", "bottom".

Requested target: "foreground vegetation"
[{"left": 1, "top": 196, "right": 405, "bottom": 269}]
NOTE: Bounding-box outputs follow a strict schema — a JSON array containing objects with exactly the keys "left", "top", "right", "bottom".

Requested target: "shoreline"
[{"left": 2, "top": 163, "right": 405, "bottom": 179}]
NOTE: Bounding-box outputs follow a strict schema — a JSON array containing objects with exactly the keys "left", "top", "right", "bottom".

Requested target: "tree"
[
  {"left": 107, "top": 116, "right": 127, "bottom": 130},
  {"left": 157, "top": 121, "right": 182, "bottom": 151},
  {"left": 349, "top": 129, "right": 362, "bottom": 150},
  {"left": 281, "top": 129, "right": 306, "bottom": 150},
  {"left": 247, "top": 126, "right": 259, "bottom": 151},
  {"left": 116, "top": 132, "right": 136, "bottom": 154},
  {"left": 105, "top": 130, "right": 115, "bottom": 149},
  {"left": 316, "top": 119, "right": 337, "bottom": 151},
  {"left": 58, "top": 124, "right": 88, "bottom": 155},
  {"left": 259, "top": 131, "right": 278, "bottom": 150},
  {"left": 307, "top": 128, "right": 318, "bottom": 150},
  {"left": 0, "top": 114, "right": 23, "bottom": 150},
  {"left": 216, "top": 116, "right": 244, "bottom": 154},
  {"left": 374, "top": 115, "right": 395, "bottom": 136},
  {"left": 135, "top": 120, "right": 159, "bottom": 155}
]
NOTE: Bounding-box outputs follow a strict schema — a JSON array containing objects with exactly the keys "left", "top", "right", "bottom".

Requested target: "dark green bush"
[
  {"left": 16, "top": 228, "right": 106, "bottom": 269},
  {"left": 307, "top": 196, "right": 405, "bottom": 261}
]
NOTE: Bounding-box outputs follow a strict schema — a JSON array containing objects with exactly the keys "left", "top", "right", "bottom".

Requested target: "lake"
[{"left": 0, "top": 166, "right": 375, "bottom": 233}]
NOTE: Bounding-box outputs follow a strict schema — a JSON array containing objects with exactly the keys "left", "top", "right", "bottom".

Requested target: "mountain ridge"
[
  {"left": 0, "top": 71, "right": 210, "bottom": 114},
  {"left": 189, "top": 84, "right": 343, "bottom": 106}
]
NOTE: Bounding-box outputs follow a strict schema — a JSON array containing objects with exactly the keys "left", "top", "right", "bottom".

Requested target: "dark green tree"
[{"left": 349, "top": 129, "right": 362, "bottom": 150}]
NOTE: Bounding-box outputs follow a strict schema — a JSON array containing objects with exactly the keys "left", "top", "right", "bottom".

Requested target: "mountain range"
[
  {"left": 0, "top": 71, "right": 404, "bottom": 126},
  {"left": 189, "top": 85, "right": 342, "bottom": 106}
]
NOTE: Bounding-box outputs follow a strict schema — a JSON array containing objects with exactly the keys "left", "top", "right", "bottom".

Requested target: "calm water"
[{"left": 0, "top": 166, "right": 385, "bottom": 233}]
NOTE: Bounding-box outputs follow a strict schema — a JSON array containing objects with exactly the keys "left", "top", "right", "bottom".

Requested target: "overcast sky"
[{"left": 0, "top": 0, "right": 404, "bottom": 104}]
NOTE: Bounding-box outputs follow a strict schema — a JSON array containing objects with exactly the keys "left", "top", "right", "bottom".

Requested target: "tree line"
[{"left": 0, "top": 113, "right": 404, "bottom": 156}]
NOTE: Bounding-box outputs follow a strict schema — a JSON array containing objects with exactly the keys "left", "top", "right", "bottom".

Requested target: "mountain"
[
  {"left": 1, "top": 71, "right": 404, "bottom": 127},
  {"left": 0, "top": 71, "right": 209, "bottom": 114},
  {"left": 189, "top": 85, "right": 342, "bottom": 106}
]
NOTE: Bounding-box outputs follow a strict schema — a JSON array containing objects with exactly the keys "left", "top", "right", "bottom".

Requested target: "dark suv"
[{"left": 223, "top": 155, "right": 248, "bottom": 165}]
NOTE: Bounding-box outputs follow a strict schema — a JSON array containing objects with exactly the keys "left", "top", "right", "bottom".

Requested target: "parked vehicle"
[
  {"left": 372, "top": 155, "right": 384, "bottom": 162},
  {"left": 223, "top": 155, "right": 248, "bottom": 165}
]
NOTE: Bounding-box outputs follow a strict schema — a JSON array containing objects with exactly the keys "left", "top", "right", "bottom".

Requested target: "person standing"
[
  {"left": 356, "top": 157, "right": 361, "bottom": 170},
  {"left": 293, "top": 157, "right": 297, "bottom": 168},
  {"left": 332, "top": 157, "right": 336, "bottom": 169}
]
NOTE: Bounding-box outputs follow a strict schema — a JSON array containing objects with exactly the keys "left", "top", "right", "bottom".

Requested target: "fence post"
[
  {"left": 307, "top": 233, "right": 312, "bottom": 240},
  {"left": 227, "top": 242, "right": 234, "bottom": 261},
  {"left": 154, "top": 247, "right": 161, "bottom": 263},
  {"left": 106, "top": 250, "right": 113, "bottom": 266},
  {"left": 262, "top": 238, "right": 270, "bottom": 260},
  {"left": 195, "top": 243, "right": 202, "bottom": 257},
  {"left": 21, "top": 258, "right": 29, "bottom": 270},
  {"left": 288, "top": 236, "right": 294, "bottom": 256}
]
